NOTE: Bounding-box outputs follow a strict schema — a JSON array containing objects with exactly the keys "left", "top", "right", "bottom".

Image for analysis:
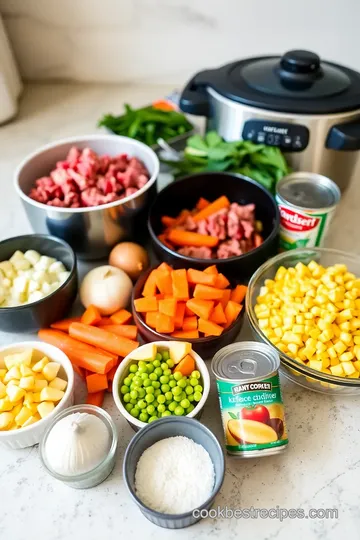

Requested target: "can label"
[
  {"left": 277, "top": 199, "right": 335, "bottom": 250},
  {"left": 216, "top": 374, "right": 288, "bottom": 454}
]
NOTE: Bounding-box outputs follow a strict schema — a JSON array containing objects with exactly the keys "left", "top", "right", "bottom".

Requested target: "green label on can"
[{"left": 216, "top": 374, "right": 288, "bottom": 453}]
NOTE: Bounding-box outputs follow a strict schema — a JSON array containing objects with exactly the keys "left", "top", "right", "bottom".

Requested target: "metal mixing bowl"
[
  {"left": 246, "top": 248, "right": 360, "bottom": 394},
  {"left": 14, "top": 135, "right": 160, "bottom": 260}
]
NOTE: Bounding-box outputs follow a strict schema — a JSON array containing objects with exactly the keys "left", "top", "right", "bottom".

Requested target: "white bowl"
[
  {"left": 0, "top": 341, "right": 74, "bottom": 449},
  {"left": 112, "top": 341, "right": 210, "bottom": 430}
]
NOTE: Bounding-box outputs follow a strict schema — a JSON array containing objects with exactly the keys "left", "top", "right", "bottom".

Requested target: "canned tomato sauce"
[
  {"left": 211, "top": 342, "right": 288, "bottom": 457},
  {"left": 276, "top": 172, "right": 340, "bottom": 251}
]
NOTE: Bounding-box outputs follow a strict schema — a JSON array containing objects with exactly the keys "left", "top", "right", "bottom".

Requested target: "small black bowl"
[
  {"left": 0, "top": 234, "right": 77, "bottom": 333},
  {"left": 148, "top": 172, "right": 280, "bottom": 282}
]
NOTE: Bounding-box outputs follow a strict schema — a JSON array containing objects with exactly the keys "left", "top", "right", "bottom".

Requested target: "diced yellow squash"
[
  {"left": 0, "top": 412, "right": 14, "bottom": 430},
  {"left": 6, "top": 385, "right": 25, "bottom": 403},
  {"left": 33, "top": 379, "right": 48, "bottom": 391},
  {"left": 330, "top": 364, "right": 344, "bottom": 377},
  {"left": 42, "top": 362, "right": 60, "bottom": 382},
  {"left": 15, "top": 406, "right": 32, "bottom": 426},
  {"left": 0, "top": 380, "right": 6, "bottom": 399},
  {"left": 19, "top": 364, "right": 33, "bottom": 377},
  {"left": 40, "top": 387, "right": 64, "bottom": 402},
  {"left": 342, "top": 361, "right": 356, "bottom": 376},
  {"left": 32, "top": 356, "right": 49, "bottom": 373},
  {"left": 0, "top": 398, "right": 13, "bottom": 412},
  {"left": 19, "top": 376, "right": 35, "bottom": 391},
  {"left": 49, "top": 377, "right": 67, "bottom": 391},
  {"left": 3, "top": 365, "right": 21, "bottom": 383},
  {"left": 37, "top": 401, "right": 55, "bottom": 419},
  {"left": 4, "top": 349, "right": 32, "bottom": 369}
]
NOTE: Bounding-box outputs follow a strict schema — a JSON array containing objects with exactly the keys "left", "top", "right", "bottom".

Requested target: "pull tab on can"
[{"left": 228, "top": 358, "right": 257, "bottom": 377}]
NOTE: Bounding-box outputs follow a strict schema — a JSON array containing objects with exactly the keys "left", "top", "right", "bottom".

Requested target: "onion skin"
[
  {"left": 80, "top": 265, "right": 133, "bottom": 315},
  {"left": 109, "top": 242, "right": 150, "bottom": 281}
]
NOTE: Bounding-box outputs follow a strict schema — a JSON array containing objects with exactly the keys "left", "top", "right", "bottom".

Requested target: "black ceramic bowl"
[
  {"left": 148, "top": 172, "right": 280, "bottom": 282},
  {"left": 0, "top": 234, "right": 77, "bottom": 333},
  {"left": 132, "top": 267, "right": 245, "bottom": 359}
]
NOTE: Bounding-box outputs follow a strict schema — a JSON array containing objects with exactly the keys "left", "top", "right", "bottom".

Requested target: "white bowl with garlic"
[{"left": 0, "top": 341, "right": 74, "bottom": 449}]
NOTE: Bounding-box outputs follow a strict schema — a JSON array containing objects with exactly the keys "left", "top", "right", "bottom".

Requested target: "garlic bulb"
[{"left": 44, "top": 412, "right": 111, "bottom": 476}]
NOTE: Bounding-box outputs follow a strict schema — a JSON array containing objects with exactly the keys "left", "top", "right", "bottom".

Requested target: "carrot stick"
[
  {"left": 231, "top": 284, "right": 247, "bottom": 304},
  {"left": 86, "top": 373, "right": 108, "bottom": 393},
  {"left": 171, "top": 330, "right": 199, "bottom": 339},
  {"left": 38, "top": 329, "right": 116, "bottom": 375},
  {"left": 193, "top": 284, "right": 224, "bottom": 300},
  {"left": 186, "top": 298, "right": 214, "bottom": 320},
  {"left": 167, "top": 229, "right": 218, "bottom": 248},
  {"left": 187, "top": 268, "right": 217, "bottom": 287},
  {"left": 110, "top": 309, "right": 132, "bottom": 325},
  {"left": 69, "top": 323, "right": 139, "bottom": 357},
  {"left": 73, "top": 364, "right": 85, "bottom": 379},
  {"left": 174, "top": 302, "right": 186, "bottom": 329},
  {"left": 220, "top": 289, "right": 231, "bottom": 309},
  {"left": 192, "top": 195, "right": 230, "bottom": 222},
  {"left": 156, "top": 312, "right": 174, "bottom": 334},
  {"left": 214, "top": 273, "right": 230, "bottom": 289},
  {"left": 198, "top": 318, "right": 224, "bottom": 336},
  {"left": 154, "top": 269, "right": 173, "bottom": 295},
  {"left": 50, "top": 317, "right": 81, "bottom": 332},
  {"left": 105, "top": 325, "right": 138, "bottom": 340},
  {"left": 86, "top": 390, "right": 105, "bottom": 407},
  {"left": 161, "top": 216, "right": 177, "bottom": 227},
  {"left": 210, "top": 303, "right": 227, "bottom": 325},
  {"left": 142, "top": 270, "right": 158, "bottom": 297},
  {"left": 81, "top": 305, "right": 102, "bottom": 326},
  {"left": 171, "top": 269, "right": 189, "bottom": 300},
  {"left": 157, "top": 234, "right": 173, "bottom": 249},
  {"left": 134, "top": 296, "right": 158, "bottom": 312},
  {"left": 204, "top": 265, "right": 218, "bottom": 275},
  {"left": 183, "top": 316, "right": 198, "bottom": 331},
  {"left": 196, "top": 197, "right": 210, "bottom": 210},
  {"left": 145, "top": 311, "right": 158, "bottom": 329}
]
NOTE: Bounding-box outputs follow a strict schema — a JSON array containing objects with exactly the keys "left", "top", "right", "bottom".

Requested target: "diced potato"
[
  {"left": 33, "top": 379, "right": 48, "bottom": 391},
  {"left": 0, "top": 369, "right": 6, "bottom": 380},
  {"left": 19, "top": 364, "right": 33, "bottom": 377},
  {"left": 32, "top": 357, "right": 49, "bottom": 373},
  {"left": 22, "top": 414, "right": 41, "bottom": 427},
  {"left": 49, "top": 377, "right": 67, "bottom": 391},
  {"left": 15, "top": 406, "right": 32, "bottom": 426},
  {"left": 0, "top": 398, "right": 13, "bottom": 412},
  {"left": 42, "top": 362, "right": 60, "bottom": 382},
  {"left": 23, "top": 392, "right": 34, "bottom": 407},
  {"left": 19, "top": 376, "right": 35, "bottom": 391},
  {"left": 24, "top": 250, "right": 41, "bottom": 266},
  {"left": 3, "top": 366, "right": 21, "bottom": 383},
  {"left": 37, "top": 401, "right": 55, "bottom": 419},
  {"left": 11, "top": 402, "right": 23, "bottom": 418},
  {"left": 32, "top": 392, "right": 41, "bottom": 402},
  {"left": 342, "top": 361, "right": 356, "bottom": 376},
  {"left": 0, "top": 412, "right": 14, "bottom": 430},
  {"left": 330, "top": 364, "right": 344, "bottom": 376},
  {"left": 25, "top": 403, "right": 38, "bottom": 415},
  {"left": 4, "top": 349, "right": 32, "bottom": 369},
  {"left": 6, "top": 385, "right": 25, "bottom": 403},
  {"left": 0, "top": 381, "right": 6, "bottom": 399},
  {"left": 9, "top": 250, "right": 24, "bottom": 264},
  {"left": 40, "top": 387, "right": 64, "bottom": 402}
]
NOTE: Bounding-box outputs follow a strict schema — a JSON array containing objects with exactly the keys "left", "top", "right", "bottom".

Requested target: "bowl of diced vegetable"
[
  {"left": 247, "top": 248, "right": 360, "bottom": 394},
  {"left": 0, "top": 234, "right": 77, "bottom": 333},
  {"left": 112, "top": 342, "right": 210, "bottom": 430},
  {"left": 0, "top": 341, "right": 74, "bottom": 449}
]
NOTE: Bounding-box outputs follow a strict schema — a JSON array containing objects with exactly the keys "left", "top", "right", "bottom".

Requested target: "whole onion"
[
  {"left": 109, "top": 242, "right": 149, "bottom": 281},
  {"left": 80, "top": 265, "right": 132, "bottom": 315}
]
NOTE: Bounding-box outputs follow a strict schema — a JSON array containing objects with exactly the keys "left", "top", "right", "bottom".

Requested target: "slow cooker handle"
[
  {"left": 326, "top": 120, "right": 360, "bottom": 151},
  {"left": 180, "top": 74, "right": 211, "bottom": 117}
]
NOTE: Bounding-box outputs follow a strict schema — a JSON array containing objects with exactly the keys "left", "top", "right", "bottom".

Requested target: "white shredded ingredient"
[{"left": 134, "top": 435, "right": 215, "bottom": 514}]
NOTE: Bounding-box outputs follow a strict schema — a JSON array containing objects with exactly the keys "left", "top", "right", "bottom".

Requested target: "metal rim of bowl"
[
  {"left": 147, "top": 171, "right": 280, "bottom": 265},
  {"left": 0, "top": 234, "right": 76, "bottom": 312},
  {"left": 122, "top": 416, "right": 225, "bottom": 520},
  {"left": 246, "top": 247, "right": 360, "bottom": 387},
  {"left": 14, "top": 134, "right": 160, "bottom": 214}
]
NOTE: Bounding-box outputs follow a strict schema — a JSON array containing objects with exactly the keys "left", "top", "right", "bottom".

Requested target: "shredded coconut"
[{"left": 134, "top": 435, "right": 215, "bottom": 514}]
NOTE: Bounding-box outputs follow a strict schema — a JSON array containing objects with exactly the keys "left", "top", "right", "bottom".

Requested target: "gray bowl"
[
  {"left": 14, "top": 135, "right": 160, "bottom": 260},
  {"left": 123, "top": 417, "right": 225, "bottom": 529}
]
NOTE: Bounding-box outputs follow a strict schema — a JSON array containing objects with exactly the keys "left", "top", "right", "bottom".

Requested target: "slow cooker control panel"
[{"left": 242, "top": 120, "right": 309, "bottom": 152}]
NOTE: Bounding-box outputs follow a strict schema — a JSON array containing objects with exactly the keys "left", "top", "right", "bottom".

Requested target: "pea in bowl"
[
  {"left": 112, "top": 341, "right": 210, "bottom": 430},
  {"left": 246, "top": 248, "right": 360, "bottom": 395}
]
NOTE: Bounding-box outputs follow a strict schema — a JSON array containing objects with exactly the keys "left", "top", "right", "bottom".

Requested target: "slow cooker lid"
[{"left": 201, "top": 50, "right": 360, "bottom": 114}]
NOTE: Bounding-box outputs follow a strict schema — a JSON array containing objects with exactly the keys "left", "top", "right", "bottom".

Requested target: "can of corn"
[
  {"left": 276, "top": 172, "right": 341, "bottom": 251},
  {"left": 211, "top": 342, "right": 288, "bottom": 458}
]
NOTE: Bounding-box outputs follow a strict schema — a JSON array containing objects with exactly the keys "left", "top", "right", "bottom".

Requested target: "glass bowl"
[{"left": 246, "top": 248, "right": 360, "bottom": 395}]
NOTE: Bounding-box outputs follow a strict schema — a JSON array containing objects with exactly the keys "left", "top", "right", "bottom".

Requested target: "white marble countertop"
[{"left": 0, "top": 84, "right": 360, "bottom": 540}]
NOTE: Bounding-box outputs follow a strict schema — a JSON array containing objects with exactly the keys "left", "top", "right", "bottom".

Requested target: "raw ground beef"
[
  {"left": 165, "top": 202, "right": 263, "bottom": 260},
  {"left": 29, "top": 146, "right": 150, "bottom": 208}
]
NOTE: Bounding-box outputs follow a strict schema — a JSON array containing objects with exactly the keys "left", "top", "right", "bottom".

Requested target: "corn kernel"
[
  {"left": 339, "top": 351, "right": 354, "bottom": 362},
  {"left": 303, "top": 346, "right": 316, "bottom": 359},
  {"left": 288, "top": 343, "right": 299, "bottom": 355},
  {"left": 309, "top": 328, "right": 321, "bottom": 339},
  {"left": 339, "top": 321, "right": 351, "bottom": 331},
  {"left": 328, "top": 347, "right": 337, "bottom": 359},
  {"left": 258, "top": 319, "right": 269, "bottom": 329},
  {"left": 293, "top": 324, "right": 305, "bottom": 334},
  {"left": 334, "top": 341, "right": 347, "bottom": 355},
  {"left": 339, "top": 332, "right": 352, "bottom": 345}
]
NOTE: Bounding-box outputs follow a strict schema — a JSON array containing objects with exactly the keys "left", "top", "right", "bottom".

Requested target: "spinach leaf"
[{"left": 205, "top": 131, "right": 222, "bottom": 148}]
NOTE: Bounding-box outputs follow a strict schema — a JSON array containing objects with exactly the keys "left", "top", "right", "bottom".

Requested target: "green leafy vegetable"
[{"left": 164, "top": 131, "right": 291, "bottom": 193}]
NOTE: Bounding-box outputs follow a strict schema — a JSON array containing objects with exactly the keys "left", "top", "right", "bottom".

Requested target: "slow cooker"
[{"left": 180, "top": 50, "right": 360, "bottom": 192}]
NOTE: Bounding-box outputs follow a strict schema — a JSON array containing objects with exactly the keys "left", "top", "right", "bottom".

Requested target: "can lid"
[
  {"left": 276, "top": 172, "right": 340, "bottom": 209},
  {"left": 211, "top": 341, "right": 280, "bottom": 381}
]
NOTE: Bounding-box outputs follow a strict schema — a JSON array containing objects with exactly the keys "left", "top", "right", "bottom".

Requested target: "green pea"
[
  {"left": 165, "top": 399, "right": 172, "bottom": 406},
  {"left": 194, "top": 384, "right": 203, "bottom": 393},
  {"left": 155, "top": 353, "right": 162, "bottom": 361},
  {"left": 174, "top": 406, "right": 184, "bottom": 416},
  {"left": 146, "top": 363, "right": 154, "bottom": 373},
  {"left": 166, "top": 357, "right": 174, "bottom": 367},
  {"left": 140, "top": 372, "right": 149, "bottom": 380},
  {"left": 125, "top": 402, "right": 133, "bottom": 412},
  {"left": 185, "top": 385, "right": 194, "bottom": 395},
  {"left": 177, "top": 378, "right": 187, "bottom": 389},
  {"left": 152, "top": 381, "right": 160, "bottom": 389},
  {"left": 186, "top": 404, "right": 195, "bottom": 414},
  {"left": 143, "top": 379, "right": 152, "bottom": 387},
  {"left": 145, "top": 394, "right": 155, "bottom": 403},
  {"left": 163, "top": 368, "right": 171, "bottom": 376},
  {"left": 169, "top": 380, "right": 176, "bottom": 388},
  {"left": 190, "top": 378, "right": 198, "bottom": 386},
  {"left": 162, "top": 410, "right": 172, "bottom": 417},
  {"left": 123, "top": 393, "right": 131, "bottom": 403},
  {"left": 157, "top": 394, "right": 166, "bottom": 404},
  {"left": 129, "top": 364, "right": 138, "bottom": 373},
  {"left": 191, "top": 370, "right": 201, "bottom": 379},
  {"left": 128, "top": 373, "right": 134, "bottom": 380},
  {"left": 147, "top": 404, "right": 155, "bottom": 415},
  {"left": 137, "top": 399, "right": 147, "bottom": 409},
  {"left": 146, "top": 386, "right": 155, "bottom": 394},
  {"left": 123, "top": 377, "right": 132, "bottom": 386},
  {"left": 173, "top": 394, "right": 183, "bottom": 402},
  {"left": 172, "top": 386, "right": 182, "bottom": 396},
  {"left": 154, "top": 367, "right": 163, "bottom": 377},
  {"left": 137, "top": 388, "right": 146, "bottom": 398},
  {"left": 154, "top": 389, "right": 161, "bottom": 397},
  {"left": 162, "top": 351, "right": 170, "bottom": 361},
  {"left": 188, "top": 394, "right": 195, "bottom": 402},
  {"left": 139, "top": 412, "right": 149, "bottom": 422},
  {"left": 168, "top": 401, "right": 177, "bottom": 412},
  {"left": 153, "top": 359, "right": 161, "bottom": 367},
  {"left": 165, "top": 391, "right": 173, "bottom": 401},
  {"left": 160, "top": 362, "right": 168, "bottom": 371},
  {"left": 173, "top": 372, "right": 183, "bottom": 381},
  {"left": 130, "top": 390, "right": 138, "bottom": 400},
  {"left": 148, "top": 416, "right": 158, "bottom": 423},
  {"left": 130, "top": 408, "right": 139, "bottom": 418},
  {"left": 157, "top": 404, "right": 166, "bottom": 413},
  {"left": 138, "top": 366, "right": 147, "bottom": 374},
  {"left": 130, "top": 398, "right": 137, "bottom": 405},
  {"left": 180, "top": 398, "right": 190, "bottom": 409},
  {"left": 161, "top": 384, "right": 170, "bottom": 393},
  {"left": 138, "top": 361, "right": 147, "bottom": 369},
  {"left": 132, "top": 377, "right": 142, "bottom": 386},
  {"left": 149, "top": 373, "right": 158, "bottom": 381},
  {"left": 194, "top": 391, "right": 202, "bottom": 402},
  {"left": 160, "top": 375, "right": 169, "bottom": 384}
]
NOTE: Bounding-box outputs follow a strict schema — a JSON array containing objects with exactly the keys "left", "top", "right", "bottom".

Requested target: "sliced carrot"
[
  {"left": 110, "top": 309, "right": 132, "bottom": 325},
  {"left": 224, "top": 301, "right": 243, "bottom": 327},
  {"left": 183, "top": 316, "right": 198, "bottom": 331},
  {"left": 86, "top": 390, "right": 105, "bottom": 407},
  {"left": 158, "top": 234, "right": 173, "bottom": 249},
  {"left": 231, "top": 284, "right": 247, "bottom": 304},
  {"left": 167, "top": 229, "right": 218, "bottom": 248},
  {"left": 69, "top": 323, "right": 139, "bottom": 358},
  {"left": 220, "top": 289, "right": 231, "bottom": 309},
  {"left": 156, "top": 312, "right": 175, "bottom": 334},
  {"left": 86, "top": 373, "right": 108, "bottom": 393},
  {"left": 193, "top": 284, "right": 224, "bottom": 301},
  {"left": 161, "top": 216, "right": 177, "bottom": 227},
  {"left": 174, "top": 209, "right": 191, "bottom": 227},
  {"left": 158, "top": 262, "right": 172, "bottom": 273},
  {"left": 81, "top": 305, "right": 102, "bottom": 326},
  {"left": 97, "top": 317, "right": 113, "bottom": 327},
  {"left": 38, "top": 329, "right": 116, "bottom": 375},
  {"left": 192, "top": 195, "right": 230, "bottom": 222},
  {"left": 134, "top": 296, "right": 158, "bottom": 312},
  {"left": 107, "top": 363, "right": 119, "bottom": 382},
  {"left": 196, "top": 197, "right": 210, "bottom": 210},
  {"left": 186, "top": 298, "right": 214, "bottom": 320},
  {"left": 210, "top": 302, "right": 227, "bottom": 325},
  {"left": 73, "top": 364, "right": 85, "bottom": 379},
  {"left": 174, "top": 354, "right": 195, "bottom": 376},
  {"left": 145, "top": 311, "right": 158, "bottom": 329},
  {"left": 51, "top": 317, "right": 81, "bottom": 332},
  {"left": 174, "top": 302, "right": 186, "bottom": 329},
  {"left": 172, "top": 269, "right": 189, "bottom": 300},
  {"left": 187, "top": 268, "right": 217, "bottom": 286},
  {"left": 106, "top": 325, "right": 138, "bottom": 340},
  {"left": 154, "top": 269, "right": 173, "bottom": 296},
  {"left": 204, "top": 265, "right": 218, "bottom": 275},
  {"left": 159, "top": 298, "right": 177, "bottom": 318},
  {"left": 214, "top": 273, "right": 230, "bottom": 289},
  {"left": 171, "top": 330, "right": 199, "bottom": 339},
  {"left": 142, "top": 270, "right": 158, "bottom": 297},
  {"left": 198, "top": 318, "right": 224, "bottom": 336}
]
